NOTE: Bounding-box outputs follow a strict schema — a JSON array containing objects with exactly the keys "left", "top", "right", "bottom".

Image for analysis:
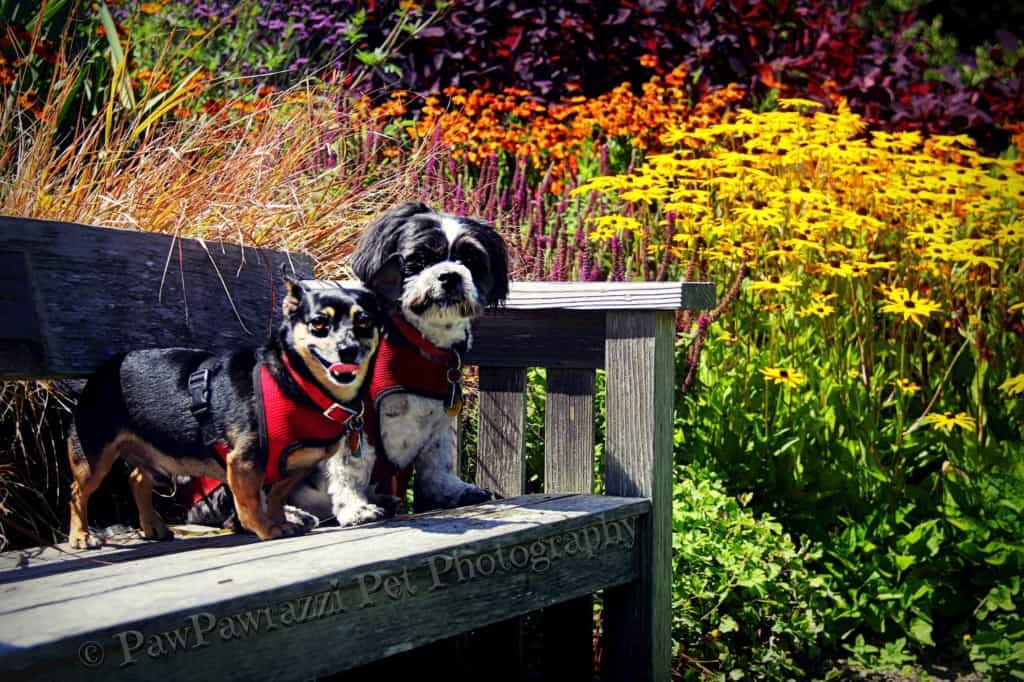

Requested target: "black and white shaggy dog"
[{"left": 323, "top": 201, "right": 510, "bottom": 519}]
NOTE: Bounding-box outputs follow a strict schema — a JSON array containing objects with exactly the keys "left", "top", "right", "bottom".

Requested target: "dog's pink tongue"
[{"left": 329, "top": 362, "right": 360, "bottom": 374}]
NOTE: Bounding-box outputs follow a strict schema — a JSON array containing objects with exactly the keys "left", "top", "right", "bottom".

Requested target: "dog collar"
[
  {"left": 281, "top": 350, "right": 362, "bottom": 423},
  {"left": 388, "top": 312, "right": 461, "bottom": 366}
]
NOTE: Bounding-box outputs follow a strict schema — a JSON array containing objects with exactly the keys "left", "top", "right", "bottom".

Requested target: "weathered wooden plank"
[
  {"left": 542, "top": 368, "right": 598, "bottom": 680},
  {"left": 469, "top": 308, "right": 605, "bottom": 369},
  {"left": 315, "top": 280, "right": 715, "bottom": 311},
  {"left": 475, "top": 367, "right": 527, "bottom": 497},
  {"left": 0, "top": 494, "right": 647, "bottom": 682},
  {"left": 0, "top": 218, "right": 313, "bottom": 378},
  {"left": 602, "top": 311, "right": 675, "bottom": 682},
  {"left": 544, "top": 368, "right": 596, "bottom": 495},
  {"left": 469, "top": 367, "right": 530, "bottom": 680}
]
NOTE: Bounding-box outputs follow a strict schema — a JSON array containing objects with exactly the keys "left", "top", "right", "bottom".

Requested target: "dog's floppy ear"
[
  {"left": 281, "top": 268, "right": 304, "bottom": 318},
  {"left": 350, "top": 201, "right": 430, "bottom": 290},
  {"left": 366, "top": 254, "right": 404, "bottom": 303},
  {"left": 470, "top": 219, "right": 510, "bottom": 306}
]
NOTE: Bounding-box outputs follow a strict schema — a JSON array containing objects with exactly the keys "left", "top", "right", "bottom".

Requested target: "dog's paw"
[
  {"left": 283, "top": 505, "right": 320, "bottom": 531},
  {"left": 334, "top": 503, "right": 387, "bottom": 527},
  {"left": 140, "top": 519, "right": 174, "bottom": 542},
  {"left": 457, "top": 485, "right": 495, "bottom": 507},
  {"left": 261, "top": 521, "right": 305, "bottom": 540},
  {"left": 69, "top": 531, "right": 102, "bottom": 550},
  {"left": 367, "top": 492, "right": 403, "bottom": 517}
]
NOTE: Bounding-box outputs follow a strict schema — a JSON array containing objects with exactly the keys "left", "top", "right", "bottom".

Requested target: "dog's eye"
[
  {"left": 309, "top": 315, "right": 330, "bottom": 336},
  {"left": 353, "top": 311, "right": 373, "bottom": 337}
]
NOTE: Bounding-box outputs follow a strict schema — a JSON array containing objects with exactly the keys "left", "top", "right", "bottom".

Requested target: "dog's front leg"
[
  {"left": 266, "top": 470, "right": 310, "bottom": 525},
  {"left": 325, "top": 444, "right": 391, "bottom": 526},
  {"left": 226, "top": 448, "right": 304, "bottom": 540},
  {"left": 412, "top": 423, "right": 494, "bottom": 513}
]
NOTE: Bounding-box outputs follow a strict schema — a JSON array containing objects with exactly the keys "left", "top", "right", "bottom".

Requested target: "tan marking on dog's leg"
[
  {"left": 67, "top": 431, "right": 118, "bottom": 550},
  {"left": 226, "top": 450, "right": 303, "bottom": 540},
  {"left": 128, "top": 467, "right": 173, "bottom": 541},
  {"left": 266, "top": 471, "right": 307, "bottom": 524}
]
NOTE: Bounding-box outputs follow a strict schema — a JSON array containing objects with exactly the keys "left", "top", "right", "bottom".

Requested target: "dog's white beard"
[{"left": 400, "top": 262, "right": 482, "bottom": 350}]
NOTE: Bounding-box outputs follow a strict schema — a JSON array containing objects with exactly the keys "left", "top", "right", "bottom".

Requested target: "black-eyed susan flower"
[
  {"left": 798, "top": 302, "right": 835, "bottom": 319},
  {"left": 894, "top": 378, "right": 921, "bottom": 394},
  {"left": 760, "top": 367, "right": 805, "bottom": 388},
  {"left": 880, "top": 287, "right": 942, "bottom": 327},
  {"left": 999, "top": 374, "right": 1024, "bottom": 396},
  {"left": 749, "top": 274, "right": 800, "bottom": 292},
  {"left": 921, "top": 411, "right": 976, "bottom": 432}
]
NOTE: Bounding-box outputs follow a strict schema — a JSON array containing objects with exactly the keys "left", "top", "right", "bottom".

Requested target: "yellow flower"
[
  {"left": 921, "top": 411, "right": 976, "bottom": 432},
  {"left": 777, "top": 97, "right": 824, "bottom": 110},
  {"left": 140, "top": 2, "right": 162, "bottom": 13},
  {"left": 995, "top": 222, "right": 1024, "bottom": 244},
  {"left": 749, "top": 275, "right": 800, "bottom": 292},
  {"left": 798, "top": 302, "right": 835, "bottom": 319},
  {"left": 999, "top": 374, "right": 1024, "bottom": 396},
  {"left": 761, "top": 367, "right": 806, "bottom": 388},
  {"left": 717, "top": 331, "right": 737, "bottom": 343},
  {"left": 894, "top": 378, "right": 921, "bottom": 394},
  {"left": 880, "top": 287, "right": 942, "bottom": 327}
]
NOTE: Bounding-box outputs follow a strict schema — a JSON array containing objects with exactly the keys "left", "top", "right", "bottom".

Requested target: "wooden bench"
[{"left": 0, "top": 217, "right": 715, "bottom": 681}]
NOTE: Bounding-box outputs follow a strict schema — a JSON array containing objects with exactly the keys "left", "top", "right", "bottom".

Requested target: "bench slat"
[
  {"left": 0, "top": 494, "right": 647, "bottom": 681},
  {"left": 544, "top": 368, "right": 596, "bottom": 494},
  {"left": 316, "top": 279, "right": 716, "bottom": 312},
  {"left": 542, "top": 367, "right": 598, "bottom": 678},
  {"left": 602, "top": 311, "right": 675, "bottom": 682},
  {"left": 475, "top": 367, "right": 527, "bottom": 497}
]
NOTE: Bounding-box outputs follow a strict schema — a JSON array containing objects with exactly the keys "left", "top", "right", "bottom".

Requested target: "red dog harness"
[
  {"left": 183, "top": 354, "right": 364, "bottom": 505},
  {"left": 362, "top": 313, "right": 465, "bottom": 499},
  {"left": 368, "top": 313, "right": 463, "bottom": 416}
]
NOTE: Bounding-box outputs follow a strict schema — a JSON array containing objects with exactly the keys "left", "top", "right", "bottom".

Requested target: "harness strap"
[
  {"left": 188, "top": 361, "right": 230, "bottom": 453},
  {"left": 280, "top": 351, "right": 360, "bottom": 424}
]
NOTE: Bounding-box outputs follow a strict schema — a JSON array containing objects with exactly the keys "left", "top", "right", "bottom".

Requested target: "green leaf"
[
  {"left": 909, "top": 618, "right": 935, "bottom": 646},
  {"left": 719, "top": 615, "right": 739, "bottom": 633},
  {"left": 894, "top": 554, "right": 916, "bottom": 571},
  {"left": 986, "top": 585, "right": 1017, "bottom": 612}
]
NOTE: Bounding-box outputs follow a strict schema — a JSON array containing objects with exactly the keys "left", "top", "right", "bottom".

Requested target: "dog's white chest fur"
[{"left": 378, "top": 393, "right": 454, "bottom": 470}]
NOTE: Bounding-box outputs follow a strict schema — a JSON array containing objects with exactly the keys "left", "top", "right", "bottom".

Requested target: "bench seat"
[{"left": 0, "top": 494, "right": 647, "bottom": 681}]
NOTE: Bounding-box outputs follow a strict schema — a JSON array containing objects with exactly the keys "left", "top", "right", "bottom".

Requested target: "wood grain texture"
[
  {"left": 468, "top": 308, "right": 606, "bottom": 369},
  {"left": 475, "top": 367, "right": 527, "bottom": 498},
  {"left": 544, "top": 368, "right": 596, "bottom": 495},
  {"left": 542, "top": 368, "right": 598, "bottom": 680},
  {"left": 0, "top": 218, "right": 313, "bottom": 378},
  {"left": 0, "top": 494, "right": 647, "bottom": 682},
  {"left": 470, "top": 368, "right": 530, "bottom": 680},
  {"left": 315, "top": 280, "right": 715, "bottom": 311},
  {"left": 601, "top": 311, "right": 675, "bottom": 682}
]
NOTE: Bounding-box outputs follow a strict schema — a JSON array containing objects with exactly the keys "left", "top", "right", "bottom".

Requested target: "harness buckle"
[
  {"left": 188, "top": 368, "right": 211, "bottom": 417},
  {"left": 323, "top": 402, "right": 358, "bottom": 423}
]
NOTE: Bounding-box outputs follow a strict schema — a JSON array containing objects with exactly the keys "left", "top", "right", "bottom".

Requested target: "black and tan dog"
[{"left": 66, "top": 276, "right": 381, "bottom": 549}]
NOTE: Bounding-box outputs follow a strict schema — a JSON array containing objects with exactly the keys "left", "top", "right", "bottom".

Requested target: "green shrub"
[{"left": 672, "top": 466, "right": 826, "bottom": 680}]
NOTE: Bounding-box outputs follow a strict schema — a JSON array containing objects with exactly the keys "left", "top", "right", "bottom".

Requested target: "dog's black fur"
[{"left": 67, "top": 277, "right": 381, "bottom": 548}]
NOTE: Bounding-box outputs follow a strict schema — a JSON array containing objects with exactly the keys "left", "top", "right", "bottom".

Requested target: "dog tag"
[
  {"left": 347, "top": 428, "right": 362, "bottom": 458},
  {"left": 445, "top": 381, "right": 463, "bottom": 417}
]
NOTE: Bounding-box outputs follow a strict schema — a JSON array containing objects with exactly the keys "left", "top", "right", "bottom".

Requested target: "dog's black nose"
[
  {"left": 439, "top": 271, "right": 461, "bottom": 292},
  {"left": 337, "top": 344, "right": 360, "bottom": 363}
]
